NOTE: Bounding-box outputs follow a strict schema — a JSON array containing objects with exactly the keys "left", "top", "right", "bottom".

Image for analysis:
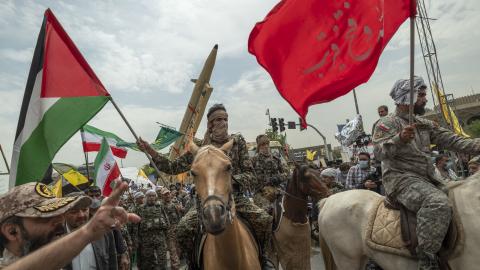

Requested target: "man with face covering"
[
  {"left": 137, "top": 104, "right": 275, "bottom": 270},
  {"left": 373, "top": 76, "right": 480, "bottom": 270},
  {"left": 252, "top": 134, "right": 288, "bottom": 213}
]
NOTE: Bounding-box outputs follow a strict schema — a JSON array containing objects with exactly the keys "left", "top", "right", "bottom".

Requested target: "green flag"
[
  {"left": 117, "top": 127, "right": 183, "bottom": 151},
  {"left": 153, "top": 127, "right": 183, "bottom": 150}
]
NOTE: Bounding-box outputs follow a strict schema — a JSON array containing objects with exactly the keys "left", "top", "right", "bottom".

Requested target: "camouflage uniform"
[
  {"left": 251, "top": 153, "right": 288, "bottom": 212},
  {"left": 328, "top": 181, "right": 345, "bottom": 194},
  {"left": 127, "top": 203, "right": 142, "bottom": 259},
  {"left": 152, "top": 134, "right": 274, "bottom": 264},
  {"left": 373, "top": 109, "right": 480, "bottom": 256},
  {"left": 136, "top": 203, "right": 169, "bottom": 270},
  {"left": 164, "top": 200, "right": 182, "bottom": 270}
]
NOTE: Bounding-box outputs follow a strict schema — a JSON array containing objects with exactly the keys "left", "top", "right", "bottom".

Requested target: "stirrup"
[{"left": 261, "top": 257, "right": 276, "bottom": 270}]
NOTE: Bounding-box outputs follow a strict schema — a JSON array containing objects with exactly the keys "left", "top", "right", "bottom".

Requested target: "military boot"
[
  {"left": 417, "top": 251, "right": 440, "bottom": 270},
  {"left": 261, "top": 256, "right": 276, "bottom": 270}
]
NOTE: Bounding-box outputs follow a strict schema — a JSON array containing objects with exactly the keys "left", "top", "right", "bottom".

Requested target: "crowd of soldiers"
[
  {"left": 118, "top": 183, "right": 189, "bottom": 270},
  {"left": 2, "top": 76, "right": 480, "bottom": 270}
]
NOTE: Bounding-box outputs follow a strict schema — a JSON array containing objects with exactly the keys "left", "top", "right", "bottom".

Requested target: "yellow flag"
[
  {"left": 63, "top": 169, "right": 89, "bottom": 186},
  {"left": 434, "top": 85, "right": 469, "bottom": 137},
  {"left": 138, "top": 169, "right": 148, "bottom": 179},
  {"left": 306, "top": 149, "right": 317, "bottom": 161},
  {"left": 51, "top": 178, "right": 63, "bottom": 198}
]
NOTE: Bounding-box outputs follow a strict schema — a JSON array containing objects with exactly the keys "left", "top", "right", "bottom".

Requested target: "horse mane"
[{"left": 195, "top": 145, "right": 231, "bottom": 163}]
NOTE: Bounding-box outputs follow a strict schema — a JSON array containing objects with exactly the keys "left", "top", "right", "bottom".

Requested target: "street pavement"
[
  {"left": 310, "top": 245, "right": 326, "bottom": 270},
  {"left": 136, "top": 245, "right": 326, "bottom": 269}
]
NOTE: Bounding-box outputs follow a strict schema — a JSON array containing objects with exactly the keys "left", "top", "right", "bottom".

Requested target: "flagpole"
[
  {"left": 108, "top": 97, "right": 167, "bottom": 186},
  {"left": 0, "top": 145, "right": 10, "bottom": 174},
  {"left": 352, "top": 89, "right": 360, "bottom": 115},
  {"left": 409, "top": 0, "right": 416, "bottom": 125},
  {"left": 84, "top": 151, "right": 90, "bottom": 180},
  {"left": 79, "top": 128, "right": 92, "bottom": 182}
]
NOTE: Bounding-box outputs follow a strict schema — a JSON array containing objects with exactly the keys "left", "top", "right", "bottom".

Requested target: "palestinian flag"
[
  {"left": 94, "top": 137, "right": 121, "bottom": 196},
  {"left": 10, "top": 9, "right": 110, "bottom": 188},
  {"left": 81, "top": 125, "right": 128, "bottom": 158}
]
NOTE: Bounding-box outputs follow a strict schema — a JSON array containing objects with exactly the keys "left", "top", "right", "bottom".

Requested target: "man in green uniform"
[
  {"left": 252, "top": 134, "right": 288, "bottom": 213},
  {"left": 138, "top": 104, "right": 275, "bottom": 270},
  {"left": 373, "top": 76, "right": 480, "bottom": 270},
  {"left": 160, "top": 188, "right": 182, "bottom": 270},
  {"left": 136, "top": 190, "right": 169, "bottom": 270}
]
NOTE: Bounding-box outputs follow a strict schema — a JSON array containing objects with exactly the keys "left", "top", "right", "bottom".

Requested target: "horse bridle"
[
  {"left": 279, "top": 189, "right": 309, "bottom": 203},
  {"left": 196, "top": 191, "right": 234, "bottom": 233}
]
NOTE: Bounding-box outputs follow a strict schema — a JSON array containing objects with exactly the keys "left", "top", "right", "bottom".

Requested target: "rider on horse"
[
  {"left": 373, "top": 76, "right": 480, "bottom": 270},
  {"left": 138, "top": 104, "right": 276, "bottom": 270},
  {"left": 252, "top": 134, "right": 289, "bottom": 213}
]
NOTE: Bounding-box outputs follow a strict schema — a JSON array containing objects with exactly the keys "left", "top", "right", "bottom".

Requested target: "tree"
[
  {"left": 265, "top": 129, "right": 287, "bottom": 146},
  {"left": 464, "top": 120, "right": 480, "bottom": 138}
]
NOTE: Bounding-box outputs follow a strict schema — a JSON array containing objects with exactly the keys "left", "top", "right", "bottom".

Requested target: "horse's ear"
[
  {"left": 220, "top": 139, "right": 234, "bottom": 153},
  {"left": 189, "top": 140, "right": 199, "bottom": 156}
]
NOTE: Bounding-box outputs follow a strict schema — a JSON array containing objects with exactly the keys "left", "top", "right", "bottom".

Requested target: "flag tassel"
[{"left": 109, "top": 97, "right": 167, "bottom": 186}]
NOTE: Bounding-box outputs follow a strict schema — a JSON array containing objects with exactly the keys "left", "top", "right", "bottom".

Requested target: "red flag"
[{"left": 249, "top": 0, "right": 415, "bottom": 125}]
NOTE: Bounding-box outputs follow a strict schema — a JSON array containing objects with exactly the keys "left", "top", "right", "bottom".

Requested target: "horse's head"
[
  {"left": 292, "top": 164, "right": 331, "bottom": 201},
  {"left": 189, "top": 140, "right": 234, "bottom": 235}
]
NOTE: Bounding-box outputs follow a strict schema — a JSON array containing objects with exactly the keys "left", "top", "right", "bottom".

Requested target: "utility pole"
[
  {"left": 297, "top": 122, "right": 333, "bottom": 161},
  {"left": 265, "top": 108, "right": 271, "bottom": 126}
]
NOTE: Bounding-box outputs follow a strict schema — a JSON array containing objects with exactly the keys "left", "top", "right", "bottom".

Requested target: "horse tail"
[{"left": 318, "top": 198, "right": 337, "bottom": 270}]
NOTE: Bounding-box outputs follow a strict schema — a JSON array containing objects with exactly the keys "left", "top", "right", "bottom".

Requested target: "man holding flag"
[{"left": 373, "top": 77, "right": 480, "bottom": 268}]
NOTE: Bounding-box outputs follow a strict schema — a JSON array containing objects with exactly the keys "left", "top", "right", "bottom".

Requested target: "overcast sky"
[{"left": 0, "top": 0, "right": 479, "bottom": 170}]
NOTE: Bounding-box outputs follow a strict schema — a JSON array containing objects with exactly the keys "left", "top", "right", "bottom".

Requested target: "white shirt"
[{"left": 67, "top": 224, "right": 97, "bottom": 270}]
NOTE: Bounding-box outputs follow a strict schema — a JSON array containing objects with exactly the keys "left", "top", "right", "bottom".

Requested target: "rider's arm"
[
  {"left": 151, "top": 151, "right": 194, "bottom": 175},
  {"left": 430, "top": 122, "right": 480, "bottom": 154}
]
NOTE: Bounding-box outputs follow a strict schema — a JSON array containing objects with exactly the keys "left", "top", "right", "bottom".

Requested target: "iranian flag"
[
  {"left": 81, "top": 125, "right": 128, "bottom": 158},
  {"left": 94, "top": 137, "right": 121, "bottom": 196},
  {"left": 10, "top": 9, "right": 110, "bottom": 188}
]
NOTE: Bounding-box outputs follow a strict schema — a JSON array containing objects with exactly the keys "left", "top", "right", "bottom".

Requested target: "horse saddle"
[
  {"left": 365, "top": 195, "right": 463, "bottom": 261},
  {"left": 192, "top": 215, "right": 262, "bottom": 270}
]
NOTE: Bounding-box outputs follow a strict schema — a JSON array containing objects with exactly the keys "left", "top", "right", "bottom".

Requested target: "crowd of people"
[{"left": 1, "top": 76, "right": 480, "bottom": 270}]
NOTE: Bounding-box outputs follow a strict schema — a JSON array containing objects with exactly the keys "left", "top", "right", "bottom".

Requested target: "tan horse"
[
  {"left": 190, "top": 140, "right": 261, "bottom": 270},
  {"left": 317, "top": 173, "right": 480, "bottom": 270},
  {"left": 273, "top": 165, "right": 331, "bottom": 270}
]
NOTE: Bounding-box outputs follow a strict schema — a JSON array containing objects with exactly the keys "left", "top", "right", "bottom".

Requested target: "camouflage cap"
[
  {"left": 0, "top": 182, "right": 92, "bottom": 224},
  {"left": 161, "top": 187, "right": 171, "bottom": 195}
]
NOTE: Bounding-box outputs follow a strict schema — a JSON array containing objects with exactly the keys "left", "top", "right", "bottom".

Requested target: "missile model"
[{"left": 169, "top": 44, "right": 218, "bottom": 159}]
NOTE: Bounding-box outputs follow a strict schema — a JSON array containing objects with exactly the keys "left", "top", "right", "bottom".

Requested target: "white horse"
[{"left": 318, "top": 174, "right": 480, "bottom": 270}]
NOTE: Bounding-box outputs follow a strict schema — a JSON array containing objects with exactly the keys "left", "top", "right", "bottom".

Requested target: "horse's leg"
[{"left": 319, "top": 191, "right": 383, "bottom": 270}]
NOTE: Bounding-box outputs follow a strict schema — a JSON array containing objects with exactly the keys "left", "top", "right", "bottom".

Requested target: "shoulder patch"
[
  {"left": 377, "top": 123, "right": 390, "bottom": 132},
  {"left": 373, "top": 130, "right": 383, "bottom": 139}
]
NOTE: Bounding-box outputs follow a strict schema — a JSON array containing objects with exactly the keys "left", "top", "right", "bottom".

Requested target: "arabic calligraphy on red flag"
[{"left": 248, "top": 0, "right": 415, "bottom": 124}]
